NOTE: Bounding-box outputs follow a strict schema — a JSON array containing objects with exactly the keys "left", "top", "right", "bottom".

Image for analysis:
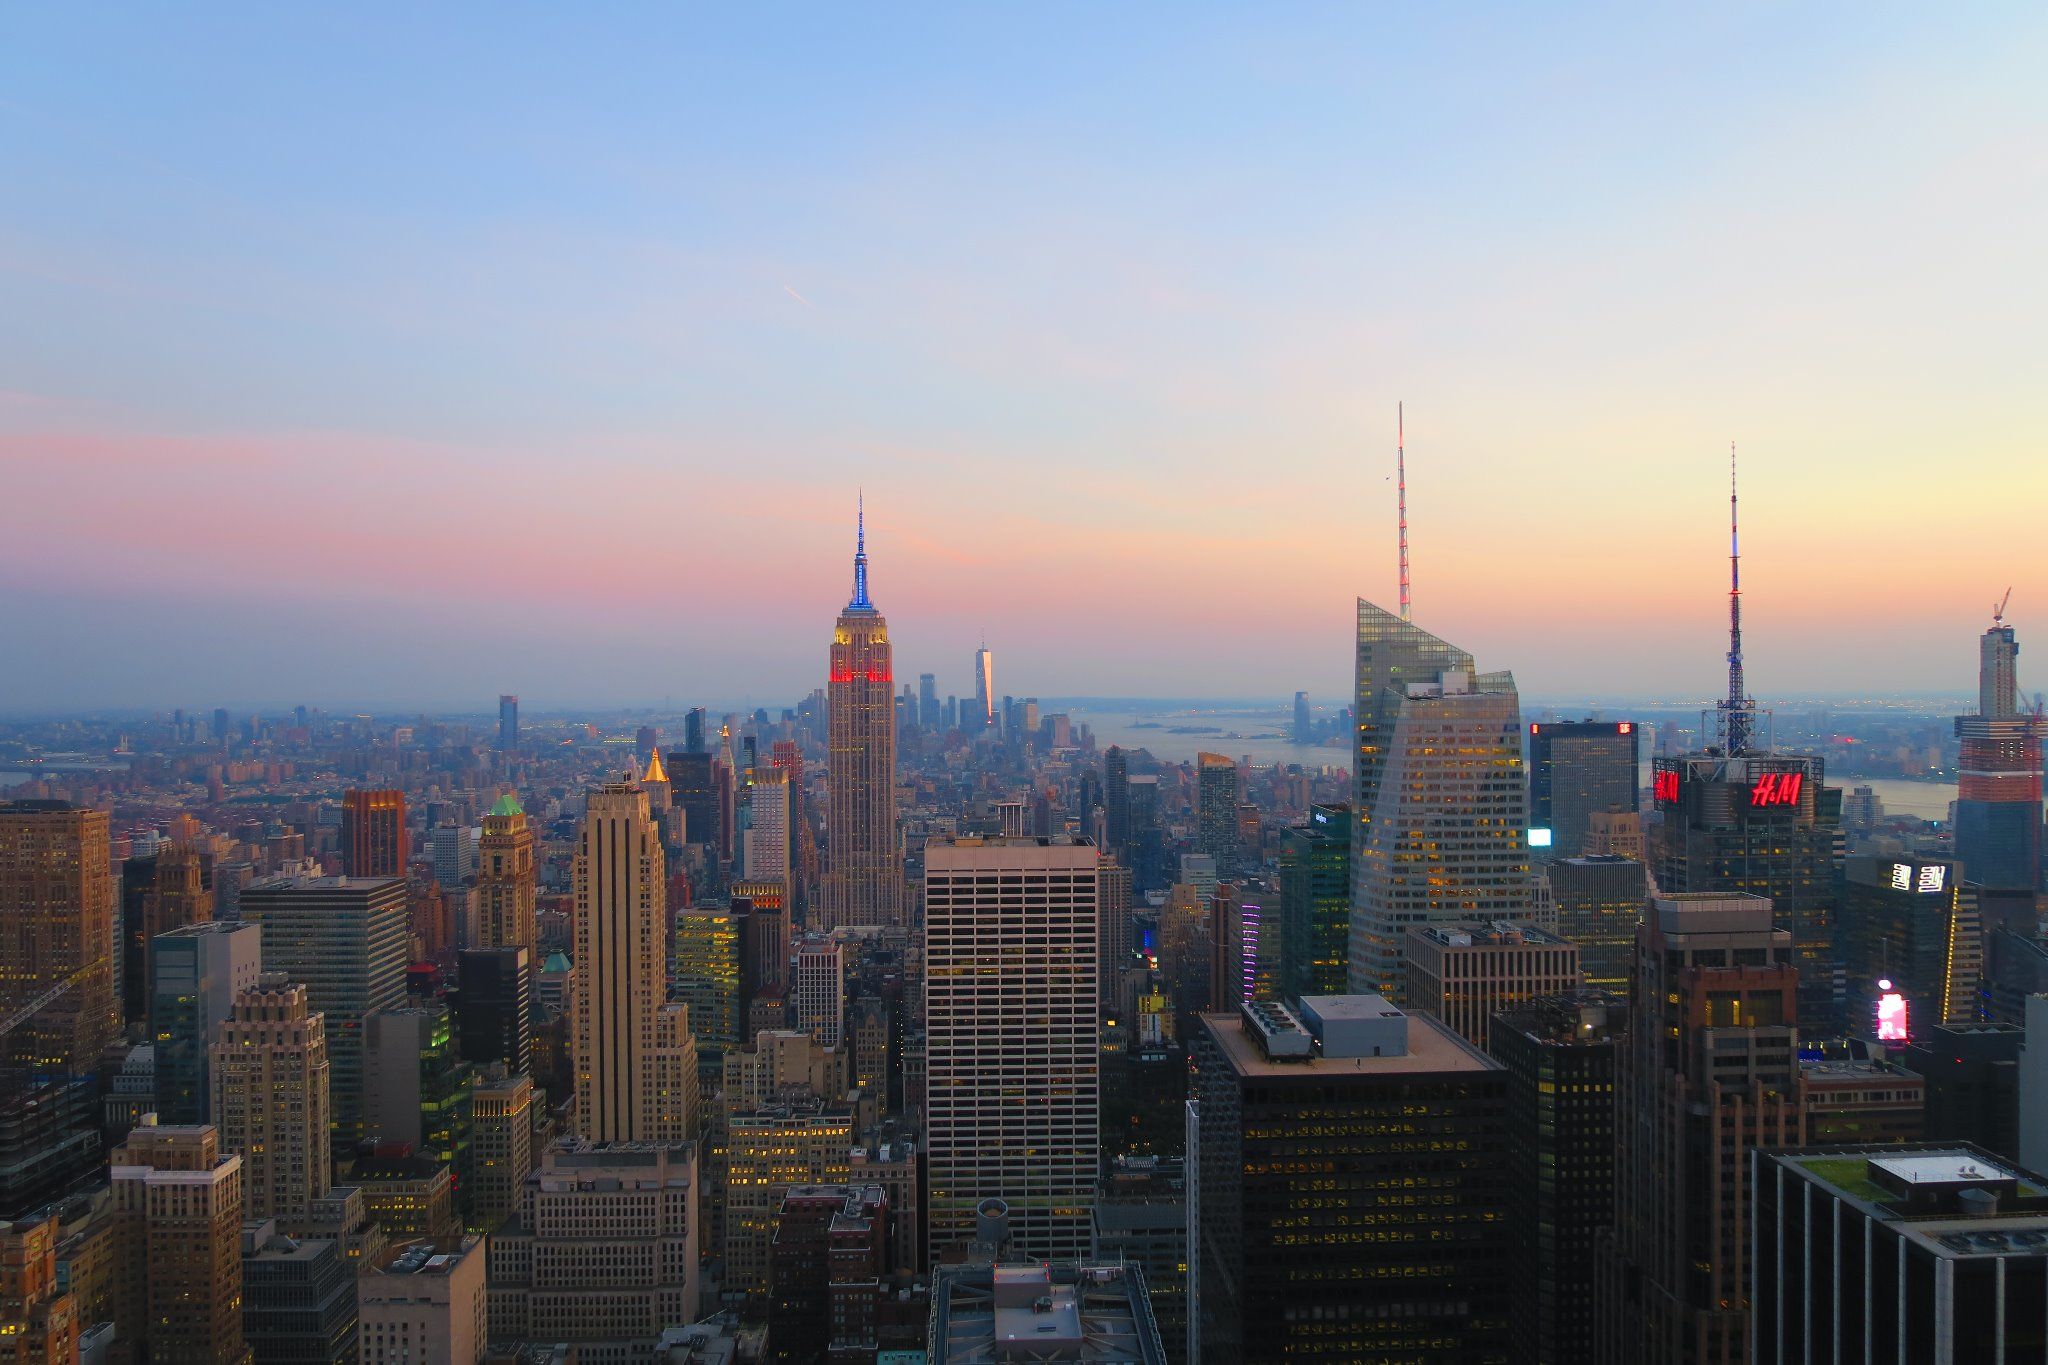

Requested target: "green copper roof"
[
  {"left": 543, "top": 951, "right": 571, "bottom": 974},
  {"left": 490, "top": 792, "right": 524, "bottom": 816}
]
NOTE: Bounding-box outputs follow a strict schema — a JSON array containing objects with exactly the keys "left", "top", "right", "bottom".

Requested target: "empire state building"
[{"left": 822, "top": 503, "right": 902, "bottom": 929}]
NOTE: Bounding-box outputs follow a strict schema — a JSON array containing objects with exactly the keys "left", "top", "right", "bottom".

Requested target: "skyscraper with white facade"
[{"left": 923, "top": 836, "right": 1098, "bottom": 1261}]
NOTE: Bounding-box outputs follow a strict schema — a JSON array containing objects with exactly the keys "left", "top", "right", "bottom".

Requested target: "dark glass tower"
[
  {"left": 1277, "top": 803, "right": 1350, "bottom": 1001},
  {"left": 1527, "top": 719, "right": 1639, "bottom": 858}
]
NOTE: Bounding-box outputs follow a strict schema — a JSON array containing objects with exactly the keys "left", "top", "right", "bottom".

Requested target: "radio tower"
[
  {"left": 1718, "top": 443, "right": 1754, "bottom": 755},
  {"left": 1397, "top": 403, "right": 1411, "bottom": 622}
]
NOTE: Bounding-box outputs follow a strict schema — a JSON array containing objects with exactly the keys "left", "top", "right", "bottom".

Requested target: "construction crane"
[
  {"left": 1995, "top": 587, "right": 2013, "bottom": 627},
  {"left": 0, "top": 976, "right": 77, "bottom": 1041}
]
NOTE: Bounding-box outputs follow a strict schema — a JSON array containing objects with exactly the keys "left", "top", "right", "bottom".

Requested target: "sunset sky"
[{"left": 3, "top": 6, "right": 2044, "bottom": 712}]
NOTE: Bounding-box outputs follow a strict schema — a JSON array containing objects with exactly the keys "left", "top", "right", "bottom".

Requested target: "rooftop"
[
  {"left": 930, "top": 1260, "right": 1166, "bottom": 1364},
  {"left": 1202, "top": 1006, "right": 1497, "bottom": 1079}
]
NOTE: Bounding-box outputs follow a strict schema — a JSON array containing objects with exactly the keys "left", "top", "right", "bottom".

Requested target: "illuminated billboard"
[{"left": 1874, "top": 979, "right": 1909, "bottom": 1043}]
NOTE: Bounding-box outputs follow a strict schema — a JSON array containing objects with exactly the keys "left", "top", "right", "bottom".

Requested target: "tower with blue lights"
[{"left": 821, "top": 496, "right": 902, "bottom": 929}]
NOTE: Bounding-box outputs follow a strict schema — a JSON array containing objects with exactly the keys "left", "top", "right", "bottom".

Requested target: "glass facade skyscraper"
[{"left": 1527, "top": 719, "right": 1639, "bottom": 858}]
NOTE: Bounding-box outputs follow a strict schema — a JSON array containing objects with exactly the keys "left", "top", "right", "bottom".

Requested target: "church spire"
[{"left": 848, "top": 491, "right": 874, "bottom": 610}]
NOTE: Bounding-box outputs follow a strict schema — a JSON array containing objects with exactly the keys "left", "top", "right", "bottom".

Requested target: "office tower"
[
  {"left": 1901, "top": 1022, "right": 2021, "bottom": 1160},
  {"left": 1190, "top": 997, "right": 1510, "bottom": 1363},
  {"left": 211, "top": 977, "right": 332, "bottom": 1223},
  {"left": 768, "top": 1184, "right": 891, "bottom": 1363},
  {"left": 1402, "top": 922, "right": 1581, "bottom": 1048},
  {"left": 572, "top": 782, "right": 697, "bottom": 1142},
  {"left": 735, "top": 882, "right": 790, "bottom": 996},
  {"left": 1954, "top": 615, "right": 2045, "bottom": 892},
  {"left": 1489, "top": 991, "right": 1626, "bottom": 1365},
  {"left": 0, "top": 1069, "right": 99, "bottom": 1221},
  {"left": 664, "top": 750, "right": 714, "bottom": 852},
  {"left": 1099, "top": 855, "right": 1134, "bottom": 1017},
  {"left": 674, "top": 908, "right": 745, "bottom": 1053},
  {"left": 745, "top": 765, "right": 792, "bottom": 888},
  {"left": 1547, "top": 854, "right": 1646, "bottom": 991},
  {"left": 1753, "top": 1144, "right": 2048, "bottom": 1362},
  {"left": 498, "top": 693, "right": 518, "bottom": 749},
  {"left": 431, "top": 824, "right": 475, "bottom": 888},
  {"left": 475, "top": 795, "right": 537, "bottom": 952},
  {"left": 685, "top": 707, "right": 707, "bottom": 754},
  {"left": 1104, "top": 746, "right": 1130, "bottom": 853},
  {"left": 213, "top": 707, "right": 231, "bottom": 743},
  {"left": 930, "top": 1255, "right": 1166, "bottom": 1365},
  {"left": 351, "top": 1154, "right": 458, "bottom": 1239},
  {"left": 1277, "top": 803, "right": 1350, "bottom": 1002},
  {"left": 121, "top": 849, "right": 160, "bottom": 1025},
  {"left": 469, "top": 1071, "right": 533, "bottom": 1232},
  {"left": 0, "top": 1213, "right": 79, "bottom": 1365},
  {"left": 150, "top": 919, "right": 261, "bottom": 1125},
  {"left": 1292, "top": 690, "right": 1311, "bottom": 744},
  {"left": 0, "top": 801, "right": 117, "bottom": 1078},
  {"left": 454, "top": 946, "right": 530, "bottom": 1074},
  {"left": 143, "top": 844, "right": 213, "bottom": 1004},
  {"left": 1348, "top": 604, "right": 1532, "bottom": 997},
  {"left": 724, "top": 1098, "right": 855, "bottom": 1304},
  {"left": 365, "top": 1005, "right": 476, "bottom": 1210},
  {"left": 1602, "top": 893, "right": 1799, "bottom": 1364},
  {"left": 1195, "top": 753, "right": 1240, "bottom": 871},
  {"left": 1840, "top": 855, "right": 1979, "bottom": 1035},
  {"left": 358, "top": 1236, "right": 488, "bottom": 1365},
  {"left": 487, "top": 1142, "right": 699, "bottom": 1348},
  {"left": 340, "top": 789, "right": 407, "bottom": 879},
  {"left": 1527, "top": 719, "right": 1641, "bottom": 857},
  {"left": 241, "top": 1223, "right": 359, "bottom": 1364},
  {"left": 109, "top": 1123, "right": 250, "bottom": 1365},
  {"left": 1094, "top": 1161, "right": 1187, "bottom": 1365},
  {"left": 1650, "top": 751, "right": 1842, "bottom": 1027},
  {"left": 1584, "top": 808, "right": 1645, "bottom": 859},
  {"left": 823, "top": 506, "right": 902, "bottom": 931},
  {"left": 972, "top": 644, "right": 995, "bottom": 728},
  {"left": 1125, "top": 775, "right": 1163, "bottom": 892},
  {"left": 239, "top": 875, "right": 407, "bottom": 1141},
  {"left": 794, "top": 937, "right": 845, "bottom": 1049},
  {"left": 924, "top": 837, "right": 1099, "bottom": 1260},
  {"left": 918, "top": 672, "right": 940, "bottom": 731}
]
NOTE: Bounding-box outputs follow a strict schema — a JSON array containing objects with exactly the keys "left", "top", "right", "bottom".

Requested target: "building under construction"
[{"left": 1954, "top": 599, "right": 2044, "bottom": 894}]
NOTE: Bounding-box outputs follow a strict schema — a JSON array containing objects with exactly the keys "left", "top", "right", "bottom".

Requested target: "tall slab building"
[
  {"left": 572, "top": 780, "right": 697, "bottom": 1142},
  {"left": 822, "top": 505, "right": 902, "bottom": 930},
  {"left": 924, "top": 837, "right": 1099, "bottom": 1261},
  {"left": 1348, "top": 600, "right": 1531, "bottom": 998},
  {"left": 0, "top": 800, "right": 118, "bottom": 1078},
  {"left": 1954, "top": 616, "right": 2044, "bottom": 892},
  {"left": 476, "top": 792, "right": 537, "bottom": 951}
]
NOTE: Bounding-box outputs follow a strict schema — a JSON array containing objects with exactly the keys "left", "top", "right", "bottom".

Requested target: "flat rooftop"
[
  {"left": 930, "top": 1261, "right": 1165, "bottom": 1365},
  {"left": 1200, "top": 1008, "right": 1497, "bottom": 1079}
]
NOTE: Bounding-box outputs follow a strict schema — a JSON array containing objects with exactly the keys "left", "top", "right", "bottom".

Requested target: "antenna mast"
[
  {"left": 1720, "top": 443, "right": 1753, "bottom": 755},
  {"left": 1398, "top": 403, "right": 1411, "bottom": 622}
]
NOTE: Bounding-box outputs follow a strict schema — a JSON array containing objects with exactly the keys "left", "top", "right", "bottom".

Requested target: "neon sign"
[
  {"left": 1653, "top": 770, "right": 1681, "bottom": 803},
  {"left": 1917, "top": 865, "right": 1947, "bottom": 894},
  {"left": 1748, "top": 771, "right": 1804, "bottom": 808}
]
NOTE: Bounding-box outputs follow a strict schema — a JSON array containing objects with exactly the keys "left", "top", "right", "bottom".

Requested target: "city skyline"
[{"left": 4, "top": 8, "right": 2046, "bottom": 709}]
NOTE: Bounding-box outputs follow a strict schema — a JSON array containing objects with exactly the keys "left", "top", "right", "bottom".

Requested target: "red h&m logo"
[
  {"left": 1749, "top": 771, "right": 1805, "bottom": 808},
  {"left": 1653, "top": 770, "right": 1681, "bottom": 804}
]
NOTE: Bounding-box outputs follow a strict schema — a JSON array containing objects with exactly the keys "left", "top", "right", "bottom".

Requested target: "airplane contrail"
[{"left": 783, "top": 284, "right": 814, "bottom": 307}]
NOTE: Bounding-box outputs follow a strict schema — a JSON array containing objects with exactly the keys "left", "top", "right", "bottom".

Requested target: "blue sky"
[{"left": 3, "top": 6, "right": 2044, "bottom": 711}]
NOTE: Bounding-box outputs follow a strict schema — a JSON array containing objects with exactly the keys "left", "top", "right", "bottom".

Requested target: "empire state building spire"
[{"left": 848, "top": 492, "right": 874, "bottom": 611}]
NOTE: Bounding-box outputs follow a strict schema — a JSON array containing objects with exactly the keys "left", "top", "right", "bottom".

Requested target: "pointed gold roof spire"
[{"left": 643, "top": 748, "right": 668, "bottom": 784}]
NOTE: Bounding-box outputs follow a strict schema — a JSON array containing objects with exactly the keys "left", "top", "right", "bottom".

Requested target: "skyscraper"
[
  {"left": 1527, "top": 719, "right": 1640, "bottom": 857},
  {"left": 151, "top": 919, "right": 262, "bottom": 1125},
  {"left": 1292, "top": 690, "right": 1311, "bottom": 744},
  {"left": 0, "top": 800, "right": 118, "bottom": 1078},
  {"left": 1600, "top": 893, "right": 1799, "bottom": 1364},
  {"left": 1547, "top": 853, "right": 1647, "bottom": 991},
  {"left": 454, "top": 946, "right": 531, "bottom": 1075},
  {"left": 1103, "top": 746, "right": 1130, "bottom": 855},
  {"left": 1195, "top": 753, "right": 1240, "bottom": 872},
  {"left": 572, "top": 781, "right": 697, "bottom": 1142},
  {"left": 1189, "top": 997, "right": 1509, "bottom": 1363},
  {"left": 1278, "top": 803, "right": 1350, "bottom": 1002},
  {"left": 211, "top": 977, "right": 332, "bottom": 1224},
  {"left": 108, "top": 1123, "right": 252, "bottom": 1365},
  {"left": 823, "top": 503, "right": 901, "bottom": 930},
  {"left": 673, "top": 909, "right": 744, "bottom": 1053},
  {"left": 1348, "top": 602, "right": 1531, "bottom": 997},
  {"left": 972, "top": 643, "right": 995, "bottom": 728},
  {"left": 475, "top": 793, "right": 536, "bottom": 952},
  {"left": 793, "top": 936, "right": 845, "bottom": 1049},
  {"left": 238, "top": 875, "right": 408, "bottom": 1142},
  {"left": 1954, "top": 613, "right": 2044, "bottom": 892},
  {"left": 1840, "top": 855, "right": 1979, "bottom": 1034},
  {"left": 340, "top": 789, "right": 408, "bottom": 879},
  {"left": 498, "top": 693, "right": 518, "bottom": 750},
  {"left": 924, "top": 837, "right": 1099, "bottom": 1261},
  {"left": 745, "top": 764, "right": 792, "bottom": 890},
  {"left": 919, "top": 672, "right": 940, "bottom": 731}
]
